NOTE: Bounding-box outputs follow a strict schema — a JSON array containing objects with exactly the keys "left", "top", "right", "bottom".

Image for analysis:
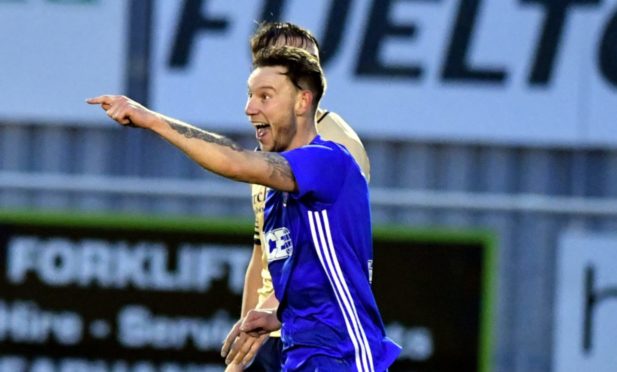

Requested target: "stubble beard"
[{"left": 271, "top": 119, "right": 297, "bottom": 153}]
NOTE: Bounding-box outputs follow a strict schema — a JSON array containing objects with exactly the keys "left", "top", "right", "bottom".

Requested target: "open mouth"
[{"left": 255, "top": 123, "right": 271, "bottom": 139}]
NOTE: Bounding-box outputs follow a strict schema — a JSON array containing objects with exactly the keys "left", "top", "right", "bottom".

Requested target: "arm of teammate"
[
  {"left": 221, "top": 241, "right": 265, "bottom": 366},
  {"left": 223, "top": 249, "right": 282, "bottom": 367},
  {"left": 256, "top": 291, "right": 279, "bottom": 309},
  {"left": 225, "top": 303, "right": 279, "bottom": 367},
  {"left": 241, "top": 240, "right": 265, "bottom": 317},
  {"left": 86, "top": 95, "right": 297, "bottom": 192}
]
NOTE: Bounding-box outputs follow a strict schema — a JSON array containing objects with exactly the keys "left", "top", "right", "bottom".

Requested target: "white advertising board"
[
  {"left": 0, "top": 0, "right": 128, "bottom": 124},
  {"left": 151, "top": 0, "right": 617, "bottom": 146},
  {"left": 554, "top": 232, "right": 617, "bottom": 372}
]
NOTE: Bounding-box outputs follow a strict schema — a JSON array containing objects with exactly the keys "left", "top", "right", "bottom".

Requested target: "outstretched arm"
[{"left": 87, "top": 95, "right": 297, "bottom": 192}]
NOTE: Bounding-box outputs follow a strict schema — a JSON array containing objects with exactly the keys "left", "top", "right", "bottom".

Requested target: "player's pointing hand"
[{"left": 86, "top": 95, "right": 158, "bottom": 129}]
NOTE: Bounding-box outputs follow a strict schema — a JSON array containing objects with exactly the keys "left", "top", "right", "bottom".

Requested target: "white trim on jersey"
[
  {"left": 320, "top": 210, "right": 376, "bottom": 371},
  {"left": 308, "top": 210, "right": 375, "bottom": 372}
]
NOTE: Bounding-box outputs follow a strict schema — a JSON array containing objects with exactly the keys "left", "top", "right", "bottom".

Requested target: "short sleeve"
[{"left": 281, "top": 142, "right": 348, "bottom": 204}]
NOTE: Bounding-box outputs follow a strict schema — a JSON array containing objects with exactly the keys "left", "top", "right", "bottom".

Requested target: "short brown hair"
[
  {"left": 253, "top": 46, "right": 326, "bottom": 111},
  {"left": 250, "top": 22, "right": 320, "bottom": 61}
]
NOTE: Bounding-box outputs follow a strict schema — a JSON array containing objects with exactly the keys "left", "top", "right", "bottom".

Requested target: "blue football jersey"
[{"left": 263, "top": 135, "right": 401, "bottom": 371}]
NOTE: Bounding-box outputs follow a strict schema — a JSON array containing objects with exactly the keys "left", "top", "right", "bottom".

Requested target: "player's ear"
[{"left": 295, "top": 90, "right": 313, "bottom": 116}]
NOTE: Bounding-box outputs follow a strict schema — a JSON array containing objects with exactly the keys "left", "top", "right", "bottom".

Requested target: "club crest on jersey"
[{"left": 265, "top": 227, "right": 293, "bottom": 262}]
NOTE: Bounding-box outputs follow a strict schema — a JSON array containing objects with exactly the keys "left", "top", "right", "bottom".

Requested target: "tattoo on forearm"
[
  {"left": 165, "top": 119, "right": 243, "bottom": 152},
  {"left": 263, "top": 152, "right": 295, "bottom": 182}
]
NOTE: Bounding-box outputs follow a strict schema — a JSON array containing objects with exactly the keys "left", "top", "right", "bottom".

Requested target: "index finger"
[{"left": 85, "top": 95, "right": 112, "bottom": 105}]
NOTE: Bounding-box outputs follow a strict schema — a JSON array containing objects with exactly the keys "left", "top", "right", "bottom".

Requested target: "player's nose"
[{"left": 244, "top": 97, "right": 258, "bottom": 116}]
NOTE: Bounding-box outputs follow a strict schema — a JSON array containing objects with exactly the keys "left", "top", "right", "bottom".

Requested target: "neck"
[{"left": 287, "top": 116, "right": 317, "bottom": 150}]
